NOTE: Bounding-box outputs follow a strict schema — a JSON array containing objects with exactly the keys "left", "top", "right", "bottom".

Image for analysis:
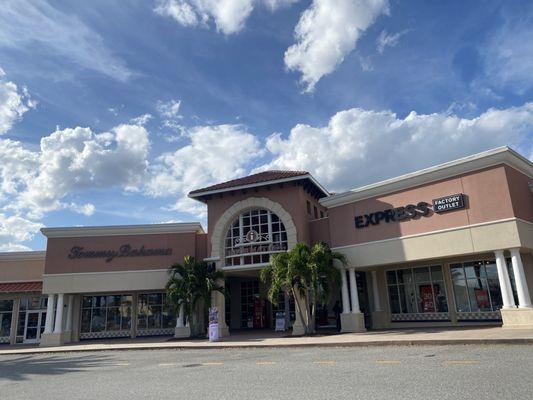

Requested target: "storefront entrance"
[{"left": 23, "top": 310, "right": 46, "bottom": 343}]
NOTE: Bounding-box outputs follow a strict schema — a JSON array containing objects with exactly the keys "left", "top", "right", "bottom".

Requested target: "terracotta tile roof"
[
  {"left": 0, "top": 281, "right": 42, "bottom": 293},
  {"left": 189, "top": 170, "right": 310, "bottom": 196}
]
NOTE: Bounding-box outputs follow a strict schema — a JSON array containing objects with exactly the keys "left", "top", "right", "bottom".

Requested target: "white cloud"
[
  {"left": 157, "top": 99, "right": 182, "bottom": 118},
  {"left": 0, "top": 72, "right": 36, "bottom": 134},
  {"left": 284, "top": 0, "right": 389, "bottom": 92},
  {"left": 147, "top": 124, "right": 263, "bottom": 216},
  {"left": 130, "top": 113, "right": 153, "bottom": 126},
  {"left": 0, "top": 0, "right": 133, "bottom": 81},
  {"left": 155, "top": 0, "right": 254, "bottom": 35},
  {"left": 260, "top": 103, "right": 533, "bottom": 191},
  {"left": 0, "top": 213, "right": 42, "bottom": 251},
  {"left": 0, "top": 125, "right": 149, "bottom": 219},
  {"left": 262, "top": 0, "right": 299, "bottom": 11},
  {"left": 483, "top": 17, "right": 533, "bottom": 94},
  {"left": 376, "top": 29, "right": 407, "bottom": 53}
]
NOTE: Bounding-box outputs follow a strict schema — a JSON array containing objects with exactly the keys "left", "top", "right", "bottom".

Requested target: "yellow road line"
[
  {"left": 114, "top": 363, "right": 130, "bottom": 366},
  {"left": 313, "top": 360, "right": 336, "bottom": 365},
  {"left": 256, "top": 361, "right": 276, "bottom": 365},
  {"left": 444, "top": 360, "right": 480, "bottom": 365},
  {"left": 375, "top": 360, "right": 401, "bottom": 364},
  {"left": 202, "top": 362, "right": 224, "bottom": 366},
  {"left": 158, "top": 363, "right": 177, "bottom": 367}
]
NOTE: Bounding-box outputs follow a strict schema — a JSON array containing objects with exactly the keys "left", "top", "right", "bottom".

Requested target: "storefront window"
[
  {"left": 225, "top": 209, "right": 288, "bottom": 267},
  {"left": 386, "top": 266, "right": 448, "bottom": 314},
  {"left": 450, "top": 261, "right": 504, "bottom": 312},
  {"left": 137, "top": 293, "right": 175, "bottom": 330},
  {"left": 0, "top": 300, "right": 14, "bottom": 338},
  {"left": 81, "top": 295, "right": 132, "bottom": 334}
]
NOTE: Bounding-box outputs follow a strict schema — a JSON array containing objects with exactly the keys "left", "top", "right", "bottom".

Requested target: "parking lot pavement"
[{"left": 1, "top": 345, "right": 533, "bottom": 399}]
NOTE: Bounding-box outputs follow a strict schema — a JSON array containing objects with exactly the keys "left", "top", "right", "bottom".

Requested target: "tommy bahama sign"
[{"left": 67, "top": 244, "right": 172, "bottom": 263}]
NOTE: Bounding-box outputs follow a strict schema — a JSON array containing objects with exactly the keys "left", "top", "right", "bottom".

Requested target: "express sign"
[{"left": 354, "top": 193, "right": 465, "bottom": 229}]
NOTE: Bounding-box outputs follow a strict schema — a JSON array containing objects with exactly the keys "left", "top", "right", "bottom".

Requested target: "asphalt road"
[{"left": 1, "top": 345, "right": 532, "bottom": 400}]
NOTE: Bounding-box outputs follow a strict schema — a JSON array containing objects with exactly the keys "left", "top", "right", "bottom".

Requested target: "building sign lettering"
[
  {"left": 432, "top": 193, "right": 465, "bottom": 213},
  {"left": 355, "top": 193, "right": 466, "bottom": 229},
  {"left": 67, "top": 244, "right": 172, "bottom": 263}
]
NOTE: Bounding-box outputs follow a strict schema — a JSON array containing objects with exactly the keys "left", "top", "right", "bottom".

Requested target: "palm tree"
[
  {"left": 166, "top": 256, "right": 226, "bottom": 337},
  {"left": 260, "top": 242, "right": 345, "bottom": 335}
]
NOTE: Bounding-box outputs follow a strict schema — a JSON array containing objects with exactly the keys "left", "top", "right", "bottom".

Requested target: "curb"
[{"left": 2, "top": 338, "right": 533, "bottom": 356}]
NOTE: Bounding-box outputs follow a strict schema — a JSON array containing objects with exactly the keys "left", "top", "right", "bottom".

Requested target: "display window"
[
  {"left": 450, "top": 260, "right": 508, "bottom": 312},
  {"left": 137, "top": 293, "right": 175, "bottom": 330},
  {"left": 80, "top": 295, "right": 132, "bottom": 335},
  {"left": 386, "top": 266, "right": 448, "bottom": 315}
]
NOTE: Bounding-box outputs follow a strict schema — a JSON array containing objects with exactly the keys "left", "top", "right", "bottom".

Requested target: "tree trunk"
[{"left": 292, "top": 285, "right": 309, "bottom": 335}]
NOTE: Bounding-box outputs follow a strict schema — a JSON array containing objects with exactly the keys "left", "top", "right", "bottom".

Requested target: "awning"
[{"left": 0, "top": 281, "right": 42, "bottom": 293}]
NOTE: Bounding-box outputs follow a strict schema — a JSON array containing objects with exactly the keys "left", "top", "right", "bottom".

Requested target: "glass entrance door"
[{"left": 24, "top": 311, "right": 45, "bottom": 343}]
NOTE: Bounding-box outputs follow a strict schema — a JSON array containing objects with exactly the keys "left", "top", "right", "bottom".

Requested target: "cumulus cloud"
[
  {"left": 155, "top": 0, "right": 254, "bottom": 35},
  {"left": 260, "top": 103, "right": 533, "bottom": 191},
  {"left": 0, "top": 0, "right": 133, "bottom": 81},
  {"left": 146, "top": 124, "right": 263, "bottom": 216},
  {"left": 18, "top": 124, "right": 150, "bottom": 217},
  {"left": 376, "top": 29, "right": 408, "bottom": 53},
  {"left": 284, "top": 0, "right": 389, "bottom": 92},
  {"left": 0, "top": 71, "right": 36, "bottom": 134},
  {"left": 0, "top": 213, "right": 42, "bottom": 252}
]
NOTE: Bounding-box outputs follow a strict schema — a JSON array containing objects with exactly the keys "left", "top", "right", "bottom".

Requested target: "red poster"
[
  {"left": 420, "top": 285, "right": 435, "bottom": 312},
  {"left": 474, "top": 289, "right": 490, "bottom": 309}
]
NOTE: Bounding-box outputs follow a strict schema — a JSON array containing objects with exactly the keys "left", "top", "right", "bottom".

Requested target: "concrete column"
[
  {"left": 53, "top": 293, "right": 64, "bottom": 334},
  {"left": 371, "top": 270, "right": 382, "bottom": 312},
  {"left": 9, "top": 297, "right": 21, "bottom": 345},
  {"left": 43, "top": 294, "right": 55, "bottom": 334},
  {"left": 495, "top": 250, "right": 516, "bottom": 309},
  {"left": 65, "top": 295, "right": 74, "bottom": 332},
  {"left": 348, "top": 268, "right": 361, "bottom": 314},
  {"left": 341, "top": 269, "right": 351, "bottom": 314},
  {"left": 176, "top": 303, "right": 185, "bottom": 328},
  {"left": 510, "top": 248, "right": 532, "bottom": 309}
]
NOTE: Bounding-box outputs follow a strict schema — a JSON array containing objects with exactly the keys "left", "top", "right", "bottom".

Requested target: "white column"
[
  {"left": 510, "top": 248, "right": 532, "bottom": 308},
  {"left": 371, "top": 270, "right": 382, "bottom": 312},
  {"left": 44, "top": 294, "right": 55, "bottom": 334},
  {"left": 494, "top": 250, "right": 516, "bottom": 309},
  {"left": 341, "top": 269, "right": 351, "bottom": 314},
  {"left": 65, "top": 295, "right": 74, "bottom": 332},
  {"left": 348, "top": 268, "right": 361, "bottom": 314},
  {"left": 54, "top": 293, "right": 65, "bottom": 333},
  {"left": 176, "top": 303, "right": 185, "bottom": 328}
]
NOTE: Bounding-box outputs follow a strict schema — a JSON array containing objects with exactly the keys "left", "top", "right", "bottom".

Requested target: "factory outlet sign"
[
  {"left": 67, "top": 244, "right": 173, "bottom": 263},
  {"left": 355, "top": 193, "right": 465, "bottom": 229}
]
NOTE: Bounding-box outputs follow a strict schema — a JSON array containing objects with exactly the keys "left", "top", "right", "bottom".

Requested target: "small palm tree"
[
  {"left": 260, "top": 242, "right": 345, "bottom": 335},
  {"left": 166, "top": 256, "right": 226, "bottom": 337}
]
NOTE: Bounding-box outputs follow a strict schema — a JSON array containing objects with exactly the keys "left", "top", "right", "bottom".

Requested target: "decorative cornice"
[
  {"left": 41, "top": 222, "right": 205, "bottom": 238},
  {"left": 321, "top": 146, "right": 533, "bottom": 209},
  {"left": 0, "top": 251, "right": 46, "bottom": 261}
]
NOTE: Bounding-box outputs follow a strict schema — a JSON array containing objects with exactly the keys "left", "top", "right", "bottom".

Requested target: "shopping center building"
[{"left": 0, "top": 146, "right": 532, "bottom": 346}]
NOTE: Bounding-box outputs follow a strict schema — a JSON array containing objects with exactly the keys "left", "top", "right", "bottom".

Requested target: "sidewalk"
[{"left": 2, "top": 326, "right": 533, "bottom": 355}]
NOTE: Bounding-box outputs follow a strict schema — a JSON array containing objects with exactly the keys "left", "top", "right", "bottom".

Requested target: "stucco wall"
[
  {"left": 0, "top": 258, "right": 44, "bottom": 282},
  {"left": 505, "top": 165, "right": 533, "bottom": 223},
  {"left": 328, "top": 165, "right": 518, "bottom": 248},
  {"left": 44, "top": 232, "right": 199, "bottom": 274}
]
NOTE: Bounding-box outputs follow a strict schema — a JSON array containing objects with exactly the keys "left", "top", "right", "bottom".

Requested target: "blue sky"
[{"left": 0, "top": 0, "right": 532, "bottom": 251}]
